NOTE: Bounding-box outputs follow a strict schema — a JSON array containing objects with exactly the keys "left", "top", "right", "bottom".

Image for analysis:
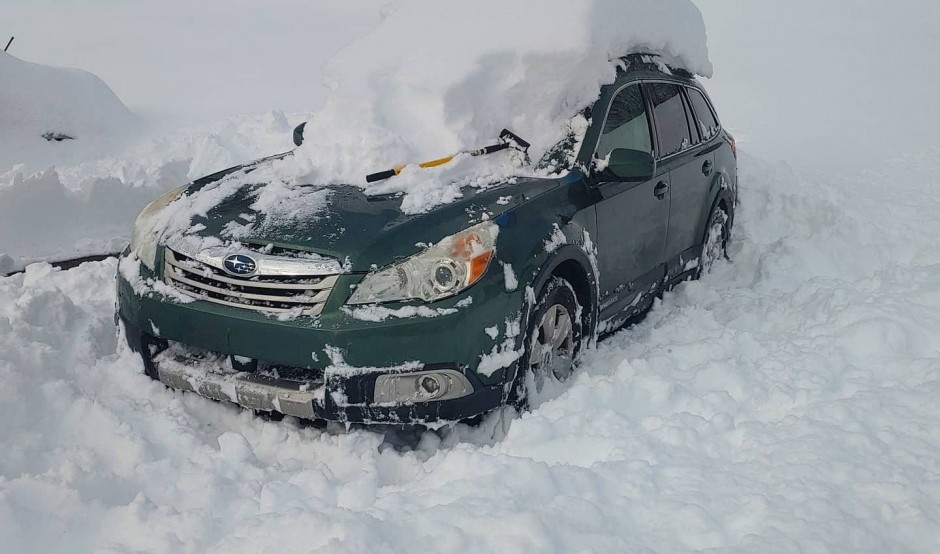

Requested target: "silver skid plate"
[{"left": 154, "top": 350, "right": 324, "bottom": 419}]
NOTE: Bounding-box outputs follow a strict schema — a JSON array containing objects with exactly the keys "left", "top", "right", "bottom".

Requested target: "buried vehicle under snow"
[{"left": 116, "top": 57, "right": 737, "bottom": 424}]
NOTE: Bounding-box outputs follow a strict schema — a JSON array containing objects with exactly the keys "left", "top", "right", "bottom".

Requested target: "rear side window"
[
  {"left": 645, "top": 83, "right": 693, "bottom": 157},
  {"left": 596, "top": 84, "right": 652, "bottom": 160},
  {"left": 686, "top": 87, "right": 721, "bottom": 141}
]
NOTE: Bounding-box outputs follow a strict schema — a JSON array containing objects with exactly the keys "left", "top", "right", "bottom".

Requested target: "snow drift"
[
  {"left": 283, "top": 0, "right": 711, "bottom": 193},
  {"left": 0, "top": 52, "right": 138, "bottom": 173}
]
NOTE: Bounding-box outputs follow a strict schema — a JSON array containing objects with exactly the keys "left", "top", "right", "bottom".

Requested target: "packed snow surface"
[{"left": 2, "top": 150, "right": 940, "bottom": 551}]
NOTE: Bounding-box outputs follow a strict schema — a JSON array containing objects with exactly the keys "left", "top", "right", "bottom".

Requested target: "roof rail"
[{"left": 618, "top": 53, "right": 694, "bottom": 78}]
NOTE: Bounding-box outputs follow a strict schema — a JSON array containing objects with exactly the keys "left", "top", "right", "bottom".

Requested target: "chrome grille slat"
[
  {"left": 166, "top": 253, "right": 338, "bottom": 291},
  {"left": 165, "top": 267, "right": 331, "bottom": 304},
  {"left": 163, "top": 248, "right": 336, "bottom": 316}
]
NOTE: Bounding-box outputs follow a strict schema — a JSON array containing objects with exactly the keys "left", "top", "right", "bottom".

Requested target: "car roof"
[
  {"left": 616, "top": 53, "right": 702, "bottom": 89},
  {"left": 571, "top": 54, "right": 707, "bottom": 168}
]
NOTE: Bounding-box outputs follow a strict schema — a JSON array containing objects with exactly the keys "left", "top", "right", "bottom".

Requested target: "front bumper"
[
  {"left": 127, "top": 329, "right": 504, "bottom": 423},
  {"left": 116, "top": 252, "right": 522, "bottom": 424}
]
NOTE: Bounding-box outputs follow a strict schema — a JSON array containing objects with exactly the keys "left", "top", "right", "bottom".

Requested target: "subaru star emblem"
[{"left": 222, "top": 254, "right": 257, "bottom": 277}]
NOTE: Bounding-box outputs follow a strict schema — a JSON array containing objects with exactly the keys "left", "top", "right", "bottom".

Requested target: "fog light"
[
  {"left": 418, "top": 375, "right": 442, "bottom": 397},
  {"left": 374, "top": 369, "right": 474, "bottom": 405}
]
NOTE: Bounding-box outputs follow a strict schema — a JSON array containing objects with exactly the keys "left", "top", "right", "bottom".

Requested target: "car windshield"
[{"left": 536, "top": 105, "right": 594, "bottom": 174}]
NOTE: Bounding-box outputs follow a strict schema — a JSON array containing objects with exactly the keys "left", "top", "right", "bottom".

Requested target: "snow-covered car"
[{"left": 116, "top": 55, "right": 737, "bottom": 424}]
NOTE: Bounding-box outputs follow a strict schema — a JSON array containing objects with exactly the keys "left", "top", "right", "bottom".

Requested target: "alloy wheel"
[{"left": 529, "top": 303, "right": 575, "bottom": 386}]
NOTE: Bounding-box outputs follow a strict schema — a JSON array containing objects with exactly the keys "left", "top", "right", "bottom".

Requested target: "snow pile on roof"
[
  {"left": 282, "top": 0, "right": 710, "bottom": 197},
  {"left": 0, "top": 52, "right": 138, "bottom": 172}
]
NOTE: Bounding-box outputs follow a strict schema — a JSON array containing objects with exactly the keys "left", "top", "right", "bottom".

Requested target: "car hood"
[{"left": 169, "top": 159, "right": 561, "bottom": 272}]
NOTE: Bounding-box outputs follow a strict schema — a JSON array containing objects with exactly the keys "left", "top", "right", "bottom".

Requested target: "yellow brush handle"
[
  {"left": 393, "top": 156, "right": 456, "bottom": 175},
  {"left": 372, "top": 155, "right": 459, "bottom": 182},
  {"left": 418, "top": 156, "right": 456, "bottom": 168}
]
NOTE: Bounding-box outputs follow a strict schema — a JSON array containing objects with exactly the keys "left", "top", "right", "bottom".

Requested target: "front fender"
[{"left": 525, "top": 244, "right": 599, "bottom": 333}]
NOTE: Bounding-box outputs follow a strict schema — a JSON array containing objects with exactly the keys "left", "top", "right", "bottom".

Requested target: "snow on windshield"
[{"left": 230, "top": 0, "right": 711, "bottom": 214}]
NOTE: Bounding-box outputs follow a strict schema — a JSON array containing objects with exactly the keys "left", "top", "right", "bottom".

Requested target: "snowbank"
[
  {"left": 0, "top": 112, "right": 298, "bottom": 273},
  {"left": 283, "top": 0, "right": 710, "bottom": 201},
  {"left": 0, "top": 52, "right": 138, "bottom": 173}
]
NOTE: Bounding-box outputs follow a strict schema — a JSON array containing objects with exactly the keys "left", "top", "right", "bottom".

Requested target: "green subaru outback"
[{"left": 116, "top": 56, "right": 737, "bottom": 424}]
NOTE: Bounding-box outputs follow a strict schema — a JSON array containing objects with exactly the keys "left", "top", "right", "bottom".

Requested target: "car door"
[
  {"left": 593, "top": 83, "right": 669, "bottom": 320},
  {"left": 645, "top": 82, "right": 714, "bottom": 267}
]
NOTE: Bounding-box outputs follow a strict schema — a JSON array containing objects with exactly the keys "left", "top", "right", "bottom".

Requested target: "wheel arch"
[
  {"left": 517, "top": 244, "right": 599, "bottom": 354},
  {"left": 702, "top": 187, "right": 736, "bottom": 245}
]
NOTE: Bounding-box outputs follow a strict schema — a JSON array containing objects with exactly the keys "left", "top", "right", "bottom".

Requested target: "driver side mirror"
[
  {"left": 607, "top": 148, "right": 655, "bottom": 182},
  {"left": 292, "top": 122, "right": 307, "bottom": 147}
]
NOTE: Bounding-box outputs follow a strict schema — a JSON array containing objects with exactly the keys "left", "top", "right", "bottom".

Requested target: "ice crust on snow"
[{"left": 249, "top": 0, "right": 711, "bottom": 214}]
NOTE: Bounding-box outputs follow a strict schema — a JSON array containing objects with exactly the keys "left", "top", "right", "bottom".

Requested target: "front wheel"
[
  {"left": 511, "top": 276, "right": 583, "bottom": 409},
  {"left": 699, "top": 206, "right": 729, "bottom": 276}
]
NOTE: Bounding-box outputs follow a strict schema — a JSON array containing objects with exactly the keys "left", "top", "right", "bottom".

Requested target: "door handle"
[
  {"left": 702, "top": 160, "right": 713, "bottom": 176},
  {"left": 654, "top": 182, "right": 669, "bottom": 200}
]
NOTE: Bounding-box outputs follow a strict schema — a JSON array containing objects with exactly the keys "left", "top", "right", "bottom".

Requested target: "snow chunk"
[
  {"left": 324, "top": 346, "right": 424, "bottom": 378},
  {"left": 342, "top": 304, "right": 458, "bottom": 323},
  {"left": 217, "top": 432, "right": 257, "bottom": 464},
  {"left": 544, "top": 224, "right": 568, "bottom": 253},
  {"left": 502, "top": 262, "right": 519, "bottom": 292},
  {"left": 478, "top": 314, "right": 524, "bottom": 377},
  {"left": 343, "top": 297, "right": 472, "bottom": 322}
]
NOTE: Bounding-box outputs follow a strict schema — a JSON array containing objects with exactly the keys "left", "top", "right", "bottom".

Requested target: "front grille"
[{"left": 163, "top": 248, "right": 337, "bottom": 316}]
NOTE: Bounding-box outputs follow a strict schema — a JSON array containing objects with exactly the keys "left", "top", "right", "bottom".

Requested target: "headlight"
[
  {"left": 129, "top": 186, "right": 187, "bottom": 270},
  {"left": 348, "top": 221, "right": 499, "bottom": 305}
]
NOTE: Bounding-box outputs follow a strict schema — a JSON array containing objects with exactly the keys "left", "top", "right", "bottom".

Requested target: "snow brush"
[{"left": 365, "top": 128, "right": 530, "bottom": 183}]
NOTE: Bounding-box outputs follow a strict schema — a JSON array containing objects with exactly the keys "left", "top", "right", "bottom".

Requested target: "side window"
[
  {"left": 682, "top": 92, "right": 702, "bottom": 145},
  {"left": 596, "top": 84, "right": 652, "bottom": 160},
  {"left": 686, "top": 87, "right": 721, "bottom": 141},
  {"left": 646, "top": 83, "right": 693, "bottom": 157}
]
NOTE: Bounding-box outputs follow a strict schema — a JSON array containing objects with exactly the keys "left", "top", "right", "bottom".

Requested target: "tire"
[
  {"left": 699, "top": 205, "right": 729, "bottom": 277},
  {"left": 510, "top": 276, "right": 583, "bottom": 409}
]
